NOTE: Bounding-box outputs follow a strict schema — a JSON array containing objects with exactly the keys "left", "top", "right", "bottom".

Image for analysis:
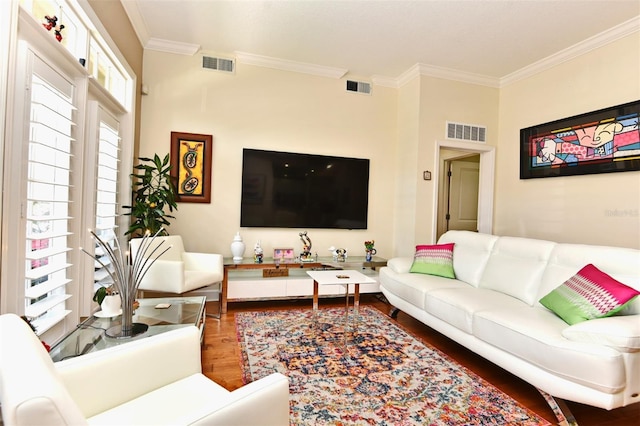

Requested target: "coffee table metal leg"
[
  {"left": 353, "top": 283, "right": 360, "bottom": 336},
  {"left": 344, "top": 284, "right": 350, "bottom": 346},
  {"left": 312, "top": 280, "right": 319, "bottom": 331}
]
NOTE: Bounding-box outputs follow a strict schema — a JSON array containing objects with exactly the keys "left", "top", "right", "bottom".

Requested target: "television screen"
[{"left": 241, "top": 149, "right": 370, "bottom": 229}]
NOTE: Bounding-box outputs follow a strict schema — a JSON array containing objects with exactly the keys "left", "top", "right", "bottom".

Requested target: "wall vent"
[
  {"left": 202, "top": 56, "right": 235, "bottom": 73},
  {"left": 346, "top": 80, "right": 371, "bottom": 95},
  {"left": 446, "top": 121, "right": 486, "bottom": 143}
]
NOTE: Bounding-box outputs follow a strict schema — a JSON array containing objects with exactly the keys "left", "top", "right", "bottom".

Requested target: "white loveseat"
[
  {"left": 0, "top": 314, "right": 289, "bottom": 425},
  {"left": 379, "top": 230, "right": 640, "bottom": 414}
]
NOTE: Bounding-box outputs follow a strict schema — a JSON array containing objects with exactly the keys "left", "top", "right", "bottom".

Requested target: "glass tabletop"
[{"left": 50, "top": 296, "right": 206, "bottom": 362}]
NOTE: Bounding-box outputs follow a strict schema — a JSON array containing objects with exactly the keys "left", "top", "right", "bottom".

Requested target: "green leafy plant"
[
  {"left": 124, "top": 154, "right": 178, "bottom": 237},
  {"left": 93, "top": 285, "right": 114, "bottom": 305}
]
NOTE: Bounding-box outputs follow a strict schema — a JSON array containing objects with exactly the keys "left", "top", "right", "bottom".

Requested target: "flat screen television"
[{"left": 241, "top": 149, "right": 370, "bottom": 229}]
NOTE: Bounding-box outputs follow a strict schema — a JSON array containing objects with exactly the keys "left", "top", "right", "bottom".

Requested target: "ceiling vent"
[
  {"left": 346, "top": 80, "right": 371, "bottom": 95},
  {"left": 446, "top": 121, "right": 487, "bottom": 143},
  {"left": 202, "top": 55, "right": 235, "bottom": 73}
]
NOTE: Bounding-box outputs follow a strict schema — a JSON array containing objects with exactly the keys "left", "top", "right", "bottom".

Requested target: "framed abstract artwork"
[
  {"left": 170, "top": 131, "right": 212, "bottom": 203},
  {"left": 520, "top": 100, "right": 640, "bottom": 179}
]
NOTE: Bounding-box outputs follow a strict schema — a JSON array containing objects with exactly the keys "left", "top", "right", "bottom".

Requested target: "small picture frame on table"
[{"left": 273, "top": 248, "right": 294, "bottom": 263}]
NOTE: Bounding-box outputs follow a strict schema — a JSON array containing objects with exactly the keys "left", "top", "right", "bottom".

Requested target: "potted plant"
[
  {"left": 93, "top": 285, "right": 139, "bottom": 314},
  {"left": 124, "top": 154, "right": 178, "bottom": 237}
]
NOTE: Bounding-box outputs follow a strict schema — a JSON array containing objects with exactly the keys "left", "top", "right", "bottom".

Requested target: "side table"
[{"left": 49, "top": 296, "right": 206, "bottom": 362}]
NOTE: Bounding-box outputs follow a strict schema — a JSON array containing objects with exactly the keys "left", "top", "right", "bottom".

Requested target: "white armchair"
[
  {"left": 0, "top": 313, "right": 290, "bottom": 425},
  {"left": 130, "top": 235, "right": 223, "bottom": 316}
]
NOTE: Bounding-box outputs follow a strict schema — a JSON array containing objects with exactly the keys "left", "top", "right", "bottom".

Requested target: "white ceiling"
[{"left": 121, "top": 0, "right": 640, "bottom": 85}]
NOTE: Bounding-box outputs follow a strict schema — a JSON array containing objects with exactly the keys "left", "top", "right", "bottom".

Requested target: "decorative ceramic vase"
[
  {"left": 100, "top": 294, "right": 121, "bottom": 316},
  {"left": 231, "top": 231, "right": 246, "bottom": 262},
  {"left": 365, "top": 247, "right": 377, "bottom": 262}
]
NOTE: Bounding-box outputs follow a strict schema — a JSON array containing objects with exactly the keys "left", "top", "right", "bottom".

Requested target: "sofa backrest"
[
  {"left": 478, "top": 236, "right": 557, "bottom": 305},
  {"left": 130, "top": 235, "right": 185, "bottom": 262},
  {"left": 0, "top": 314, "right": 88, "bottom": 425},
  {"left": 439, "top": 231, "right": 640, "bottom": 309},
  {"left": 538, "top": 243, "right": 640, "bottom": 313},
  {"left": 438, "top": 230, "right": 498, "bottom": 287}
]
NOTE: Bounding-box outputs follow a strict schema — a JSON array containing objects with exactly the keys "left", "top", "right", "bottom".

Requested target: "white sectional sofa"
[{"left": 379, "top": 230, "right": 640, "bottom": 415}]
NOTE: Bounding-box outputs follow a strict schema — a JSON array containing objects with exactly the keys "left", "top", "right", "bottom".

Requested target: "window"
[
  {"left": 92, "top": 108, "right": 122, "bottom": 291},
  {"left": 23, "top": 54, "right": 75, "bottom": 335},
  {"left": 2, "top": 1, "right": 134, "bottom": 343}
]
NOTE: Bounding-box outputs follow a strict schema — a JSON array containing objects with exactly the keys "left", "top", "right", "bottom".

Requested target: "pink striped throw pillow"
[
  {"left": 409, "top": 243, "right": 456, "bottom": 278},
  {"left": 539, "top": 263, "right": 640, "bottom": 325}
]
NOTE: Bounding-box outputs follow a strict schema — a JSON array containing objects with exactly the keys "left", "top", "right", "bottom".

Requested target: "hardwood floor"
[{"left": 201, "top": 295, "right": 640, "bottom": 426}]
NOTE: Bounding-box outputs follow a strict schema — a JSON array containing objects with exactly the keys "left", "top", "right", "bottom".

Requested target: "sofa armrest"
[
  {"left": 138, "top": 259, "right": 185, "bottom": 292},
  {"left": 183, "top": 252, "right": 223, "bottom": 277},
  {"left": 55, "top": 326, "right": 202, "bottom": 418},
  {"left": 562, "top": 315, "right": 640, "bottom": 352},
  {"left": 191, "top": 373, "right": 290, "bottom": 426},
  {"left": 387, "top": 257, "right": 414, "bottom": 274}
]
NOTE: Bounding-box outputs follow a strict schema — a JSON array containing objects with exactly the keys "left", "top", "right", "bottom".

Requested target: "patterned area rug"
[{"left": 236, "top": 307, "right": 550, "bottom": 426}]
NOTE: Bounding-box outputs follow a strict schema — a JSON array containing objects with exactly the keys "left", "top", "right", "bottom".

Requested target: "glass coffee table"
[{"left": 50, "top": 296, "right": 206, "bottom": 362}]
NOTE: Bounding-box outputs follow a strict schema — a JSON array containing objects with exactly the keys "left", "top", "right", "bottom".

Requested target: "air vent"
[
  {"left": 346, "top": 80, "right": 371, "bottom": 95},
  {"left": 446, "top": 121, "right": 486, "bottom": 143},
  {"left": 202, "top": 56, "right": 235, "bottom": 73}
]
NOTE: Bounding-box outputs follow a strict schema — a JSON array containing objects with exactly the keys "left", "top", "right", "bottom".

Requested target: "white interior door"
[{"left": 447, "top": 159, "right": 479, "bottom": 232}]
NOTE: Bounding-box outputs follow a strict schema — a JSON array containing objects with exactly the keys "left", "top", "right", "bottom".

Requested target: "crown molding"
[
  {"left": 501, "top": 16, "right": 640, "bottom": 87},
  {"left": 119, "top": 0, "right": 149, "bottom": 47},
  {"left": 371, "top": 75, "right": 399, "bottom": 88},
  {"left": 145, "top": 38, "right": 200, "bottom": 55},
  {"left": 395, "top": 63, "right": 500, "bottom": 88},
  {"left": 235, "top": 52, "right": 348, "bottom": 79}
]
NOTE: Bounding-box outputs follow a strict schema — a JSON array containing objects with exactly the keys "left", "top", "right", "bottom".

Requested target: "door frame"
[
  {"left": 439, "top": 155, "right": 480, "bottom": 237},
  {"left": 432, "top": 140, "right": 495, "bottom": 239}
]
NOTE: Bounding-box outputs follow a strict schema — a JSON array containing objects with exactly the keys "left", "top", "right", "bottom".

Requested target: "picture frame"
[
  {"left": 520, "top": 100, "right": 640, "bottom": 179},
  {"left": 273, "top": 248, "right": 295, "bottom": 262},
  {"left": 170, "top": 131, "right": 213, "bottom": 203}
]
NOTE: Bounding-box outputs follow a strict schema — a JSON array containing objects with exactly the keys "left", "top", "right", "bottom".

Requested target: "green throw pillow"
[
  {"left": 409, "top": 243, "right": 455, "bottom": 279},
  {"left": 539, "top": 263, "right": 640, "bottom": 325}
]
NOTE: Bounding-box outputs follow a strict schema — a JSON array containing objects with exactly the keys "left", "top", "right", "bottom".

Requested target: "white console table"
[{"left": 221, "top": 257, "right": 386, "bottom": 313}]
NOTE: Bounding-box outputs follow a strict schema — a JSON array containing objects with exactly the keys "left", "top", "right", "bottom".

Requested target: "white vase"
[
  {"left": 101, "top": 294, "right": 121, "bottom": 316},
  {"left": 231, "top": 231, "right": 246, "bottom": 262}
]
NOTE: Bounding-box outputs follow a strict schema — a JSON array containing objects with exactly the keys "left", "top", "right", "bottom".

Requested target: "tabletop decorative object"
[
  {"left": 364, "top": 240, "right": 377, "bottom": 262},
  {"left": 254, "top": 240, "right": 264, "bottom": 263},
  {"left": 230, "top": 231, "right": 246, "bottom": 263},
  {"left": 83, "top": 229, "right": 170, "bottom": 338},
  {"left": 299, "top": 231, "right": 313, "bottom": 261}
]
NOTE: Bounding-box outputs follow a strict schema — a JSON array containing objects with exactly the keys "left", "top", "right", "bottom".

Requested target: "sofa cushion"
[
  {"left": 379, "top": 267, "right": 467, "bottom": 310},
  {"left": 424, "top": 287, "right": 525, "bottom": 334},
  {"left": 409, "top": 243, "right": 455, "bottom": 278},
  {"left": 562, "top": 316, "right": 640, "bottom": 352},
  {"left": 473, "top": 307, "right": 626, "bottom": 394},
  {"left": 479, "top": 236, "right": 556, "bottom": 305},
  {"left": 438, "top": 230, "right": 498, "bottom": 287},
  {"left": 539, "top": 264, "right": 640, "bottom": 325},
  {"left": 87, "top": 374, "right": 229, "bottom": 425}
]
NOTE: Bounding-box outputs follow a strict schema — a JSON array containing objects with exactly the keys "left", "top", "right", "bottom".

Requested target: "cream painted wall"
[
  {"left": 496, "top": 33, "right": 640, "bottom": 249},
  {"left": 415, "top": 76, "right": 499, "bottom": 245},
  {"left": 140, "top": 50, "right": 397, "bottom": 259},
  {"left": 393, "top": 78, "right": 421, "bottom": 257}
]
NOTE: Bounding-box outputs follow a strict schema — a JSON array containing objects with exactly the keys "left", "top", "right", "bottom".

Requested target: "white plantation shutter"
[
  {"left": 24, "top": 63, "right": 75, "bottom": 334},
  {"left": 93, "top": 111, "right": 121, "bottom": 288}
]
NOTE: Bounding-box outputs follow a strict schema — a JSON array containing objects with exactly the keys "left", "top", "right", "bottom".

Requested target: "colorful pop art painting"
[{"left": 520, "top": 100, "right": 640, "bottom": 179}]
